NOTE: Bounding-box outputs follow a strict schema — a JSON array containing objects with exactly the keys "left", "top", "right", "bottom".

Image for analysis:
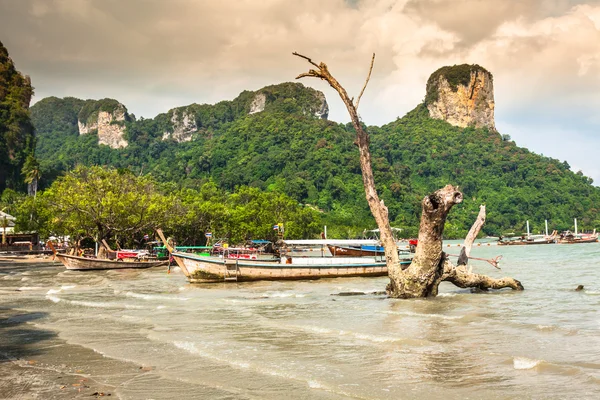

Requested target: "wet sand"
[{"left": 0, "top": 261, "right": 150, "bottom": 400}]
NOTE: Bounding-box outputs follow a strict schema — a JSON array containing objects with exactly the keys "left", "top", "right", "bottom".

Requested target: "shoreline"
[
  {"left": 0, "top": 255, "right": 57, "bottom": 264},
  {"left": 0, "top": 305, "right": 150, "bottom": 399}
]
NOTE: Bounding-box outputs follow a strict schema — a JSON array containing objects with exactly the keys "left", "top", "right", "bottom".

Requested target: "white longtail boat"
[{"left": 156, "top": 231, "right": 410, "bottom": 283}]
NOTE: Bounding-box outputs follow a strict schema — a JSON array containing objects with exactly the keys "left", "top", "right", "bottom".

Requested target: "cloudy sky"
[{"left": 1, "top": 0, "right": 599, "bottom": 183}]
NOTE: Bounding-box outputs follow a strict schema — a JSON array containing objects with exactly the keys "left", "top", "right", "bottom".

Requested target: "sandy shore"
[
  {"left": 0, "top": 305, "right": 154, "bottom": 400},
  {"left": 0, "top": 261, "right": 155, "bottom": 399},
  {"left": 0, "top": 255, "right": 56, "bottom": 264}
]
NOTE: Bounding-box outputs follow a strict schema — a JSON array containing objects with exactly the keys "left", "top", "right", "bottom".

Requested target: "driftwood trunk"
[{"left": 294, "top": 53, "right": 523, "bottom": 298}]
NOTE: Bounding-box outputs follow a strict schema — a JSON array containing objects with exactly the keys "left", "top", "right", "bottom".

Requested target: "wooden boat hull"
[
  {"left": 172, "top": 253, "right": 411, "bottom": 283},
  {"left": 56, "top": 254, "right": 167, "bottom": 271},
  {"left": 497, "top": 239, "right": 555, "bottom": 246},
  {"left": 557, "top": 237, "right": 598, "bottom": 244},
  {"left": 327, "top": 245, "right": 384, "bottom": 257}
]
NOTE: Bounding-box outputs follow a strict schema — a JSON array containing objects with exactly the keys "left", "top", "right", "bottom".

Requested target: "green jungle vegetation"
[
  {"left": 25, "top": 79, "right": 600, "bottom": 241},
  {"left": 9, "top": 166, "right": 320, "bottom": 247},
  {"left": 0, "top": 40, "right": 35, "bottom": 193}
]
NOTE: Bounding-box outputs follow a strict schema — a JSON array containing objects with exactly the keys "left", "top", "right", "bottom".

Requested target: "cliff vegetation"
[{"left": 0, "top": 40, "right": 35, "bottom": 192}]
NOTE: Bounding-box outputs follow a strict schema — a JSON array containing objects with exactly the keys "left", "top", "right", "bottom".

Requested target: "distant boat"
[
  {"left": 557, "top": 230, "right": 598, "bottom": 244},
  {"left": 498, "top": 228, "right": 558, "bottom": 246},
  {"left": 497, "top": 235, "right": 557, "bottom": 246}
]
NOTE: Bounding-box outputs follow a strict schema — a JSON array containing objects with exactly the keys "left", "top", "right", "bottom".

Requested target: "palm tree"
[{"left": 22, "top": 154, "right": 41, "bottom": 199}]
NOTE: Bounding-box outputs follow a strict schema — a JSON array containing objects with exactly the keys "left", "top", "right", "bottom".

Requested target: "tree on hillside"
[{"left": 294, "top": 52, "right": 522, "bottom": 298}]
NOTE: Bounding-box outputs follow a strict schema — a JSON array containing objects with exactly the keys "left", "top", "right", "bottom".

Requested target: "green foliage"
[
  {"left": 40, "top": 166, "right": 172, "bottom": 244},
  {"left": 0, "top": 41, "right": 35, "bottom": 193},
  {"left": 425, "top": 64, "right": 491, "bottom": 104},
  {"left": 78, "top": 98, "right": 123, "bottom": 124}
]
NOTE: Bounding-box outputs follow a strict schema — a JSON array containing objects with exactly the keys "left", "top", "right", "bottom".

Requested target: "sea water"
[{"left": 1, "top": 243, "right": 600, "bottom": 399}]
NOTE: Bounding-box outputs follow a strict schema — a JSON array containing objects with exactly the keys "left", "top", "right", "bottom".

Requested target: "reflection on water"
[{"left": 1, "top": 243, "right": 600, "bottom": 399}]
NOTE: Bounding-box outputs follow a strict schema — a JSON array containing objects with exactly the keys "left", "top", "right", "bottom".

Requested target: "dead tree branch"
[
  {"left": 355, "top": 53, "right": 375, "bottom": 110},
  {"left": 293, "top": 51, "right": 401, "bottom": 280},
  {"left": 463, "top": 205, "right": 486, "bottom": 257}
]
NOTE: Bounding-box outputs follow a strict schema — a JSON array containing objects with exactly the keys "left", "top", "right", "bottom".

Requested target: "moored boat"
[
  {"left": 48, "top": 241, "right": 167, "bottom": 271},
  {"left": 168, "top": 251, "right": 411, "bottom": 283},
  {"left": 156, "top": 232, "right": 411, "bottom": 283},
  {"left": 557, "top": 230, "right": 598, "bottom": 244},
  {"left": 54, "top": 253, "right": 168, "bottom": 271},
  {"left": 497, "top": 230, "right": 558, "bottom": 246}
]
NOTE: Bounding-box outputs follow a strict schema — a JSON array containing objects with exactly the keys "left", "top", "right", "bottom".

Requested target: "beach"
[{"left": 1, "top": 244, "right": 600, "bottom": 399}]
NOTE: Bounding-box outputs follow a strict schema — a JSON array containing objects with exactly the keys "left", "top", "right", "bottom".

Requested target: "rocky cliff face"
[
  {"left": 162, "top": 109, "right": 197, "bottom": 142},
  {"left": 246, "top": 83, "right": 329, "bottom": 119},
  {"left": 425, "top": 65, "right": 495, "bottom": 131},
  {"left": 78, "top": 100, "right": 129, "bottom": 148}
]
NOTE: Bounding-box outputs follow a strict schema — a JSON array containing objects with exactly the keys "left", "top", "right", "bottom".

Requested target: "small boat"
[
  {"left": 53, "top": 253, "right": 167, "bottom": 271},
  {"left": 156, "top": 232, "right": 411, "bottom": 283},
  {"left": 497, "top": 236, "right": 556, "bottom": 246},
  {"left": 48, "top": 241, "right": 167, "bottom": 271},
  {"left": 557, "top": 230, "right": 598, "bottom": 244},
  {"left": 327, "top": 244, "right": 386, "bottom": 257},
  {"left": 497, "top": 230, "right": 558, "bottom": 246}
]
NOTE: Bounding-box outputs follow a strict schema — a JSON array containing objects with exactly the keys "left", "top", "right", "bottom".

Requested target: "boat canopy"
[{"left": 281, "top": 239, "right": 380, "bottom": 246}]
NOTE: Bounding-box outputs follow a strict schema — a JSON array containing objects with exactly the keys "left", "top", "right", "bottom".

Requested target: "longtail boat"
[
  {"left": 497, "top": 231, "right": 558, "bottom": 246},
  {"left": 48, "top": 241, "right": 167, "bottom": 271},
  {"left": 557, "top": 230, "right": 598, "bottom": 244},
  {"left": 156, "top": 231, "right": 411, "bottom": 283}
]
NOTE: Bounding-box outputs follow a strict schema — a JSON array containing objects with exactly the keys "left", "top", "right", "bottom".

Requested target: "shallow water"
[{"left": 1, "top": 243, "right": 600, "bottom": 399}]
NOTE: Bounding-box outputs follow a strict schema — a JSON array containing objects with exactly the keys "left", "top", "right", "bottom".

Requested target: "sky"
[{"left": 1, "top": 0, "right": 599, "bottom": 184}]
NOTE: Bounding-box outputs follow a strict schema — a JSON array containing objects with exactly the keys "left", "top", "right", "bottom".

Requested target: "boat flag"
[
  {"left": 143, "top": 234, "right": 149, "bottom": 240},
  {"left": 273, "top": 225, "right": 279, "bottom": 230},
  {"left": 205, "top": 232, "right": 212, "bottom": 238}
]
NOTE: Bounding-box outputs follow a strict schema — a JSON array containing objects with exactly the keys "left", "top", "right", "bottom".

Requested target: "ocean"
[{"left": 1, "top": 242, "right": 600, "bottom": 399}]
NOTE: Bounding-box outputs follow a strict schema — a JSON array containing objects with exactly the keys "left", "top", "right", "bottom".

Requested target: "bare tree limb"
[
  {"left": 463, "top": 205, "right": 486, "bottom": 257},
  {"left": 292, "top": 52, "right": 320, "bottom": 68},
  {"left": 355, "top": 53, "right": 375, "bottom": 110},
  {"left": 442, "top": 259, "right": 523, "bottom": 291},
  {"left": 293, "top": 52, "right": 401, "bottom": 284}
]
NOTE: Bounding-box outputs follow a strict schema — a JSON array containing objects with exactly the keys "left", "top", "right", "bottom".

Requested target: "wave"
[
  {"left": 385, "top": 310, "right": 464, "bottom": 320},
  {"left": 124, "top": 291, "right": 189, "bottom": 301},
  {"left": 46, "top": 295, "right": 61, "bottom": 303},
  {"left": 437, "top": 293, "right": 458, "bottom": 298},
  {"left": 171, "top": 340, "right": 361, "bottom": 398},
  {"left": 260, "top": 291, "right": 306, "bottom": 299},
  {"left": 46, "top": 285, "right": 76, "bottom": 295},
  {"left": 283, "top": 323, "right": 428, "bottom": 346},
  {"left": 45, "top": 293, "right": 144, "bottom": 309},
  {"left": 16, "top": 286, "right": 45, "bottom": 291},
  {"left": 513, "top": 357, "right": 542, "bottom": 370}
]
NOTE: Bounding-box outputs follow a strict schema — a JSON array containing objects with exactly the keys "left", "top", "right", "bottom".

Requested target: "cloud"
[{"left": 1, "top": 0, "right": 600, "bottom": 182}]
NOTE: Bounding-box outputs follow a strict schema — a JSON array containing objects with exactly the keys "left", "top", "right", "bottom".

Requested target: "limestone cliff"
[
  {"left": 245, "top": 83, "right": 329, "bottom": 119},
  {"left": 162, "top": 108, "right": 197, "bottom": 142},
  {"left": 77, "top": 99, "right": 129, "bottom": 148},
  {"left": 425, "top": 65, "right": 495, "bottom": 131}
]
